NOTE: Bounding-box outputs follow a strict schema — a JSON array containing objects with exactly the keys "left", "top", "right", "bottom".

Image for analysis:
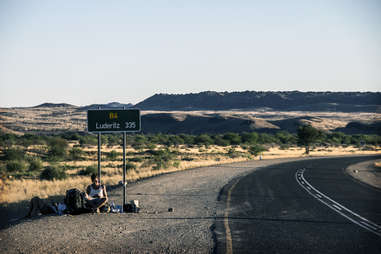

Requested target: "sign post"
[{"left": 87, "top": 108, "right": 141, "bottom": 209}]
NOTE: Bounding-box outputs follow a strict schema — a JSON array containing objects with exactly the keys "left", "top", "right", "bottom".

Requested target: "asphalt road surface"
[{"left": 215, "top": 156, "right": 381, "bottom": 254}]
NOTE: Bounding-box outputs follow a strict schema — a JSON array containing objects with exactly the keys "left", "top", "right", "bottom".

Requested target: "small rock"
[
  {"left": 168, "top": 208, "right": 174, "bottom": 212},
  {"left": 353, "top": 169, "right": 359, "bottom": 173}
]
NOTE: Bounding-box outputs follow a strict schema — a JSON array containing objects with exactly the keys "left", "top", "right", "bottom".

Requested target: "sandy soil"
[{"left": 346, "top": 160, "right": 381, "bottom": 189}]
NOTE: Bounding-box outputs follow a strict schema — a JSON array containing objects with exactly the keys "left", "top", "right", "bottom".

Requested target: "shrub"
[
  {"left": 69, "top": 147, "right": 85, "bottom": 161},
  {"left": 227, "top": 148, "right": 240, "bottom": 158},
  {"left": 28, "top": 157, "right": 43, "bottom": 171},
  {"left": 241, "top": 132, "right": 259, "bottom": 144},
  {"left": 173, "top": 161, "right": 180, "bottom": 168},
  {"left": 194, "top": 134, "right": 214, "bottom": 146},
  {"left": 214, "top": 136, "right": 230, "bottom": 146},
  {"left": 3, "top": 148, "right": 25, "bottom": 161},
  {"left": 47, "top": 137, "right": 68, "bottom": 158},
  {"left": 248, "top": 145, "right": 267, "bottom": 156},
  {"left": 125, "top": 162, "right": 136, "bottom": 170},
  {"left": 107, "top": 150, "right": 119, "bottom": 161},
  {"left": 40, "top": 165, "right": 67, "bottom": 180},
  {"left": 223, "top": 133, "right": 241, "bottom": 145},
  {"left": 129, "top": 157, "right": 143, "bottom": 162},
  {"left": 6, "top": 160, "right": 28, "bottom": 172},
  {"left": 78, "top": 165, "right": 97, "bottom": 176},
  {"left": 79, "top": 135, "right": 98, "bottom": 146},
  {"left": 145, "top": 143, "right": 156, "bottom": 150}
]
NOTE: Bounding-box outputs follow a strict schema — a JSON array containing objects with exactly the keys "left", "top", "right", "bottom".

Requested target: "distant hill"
[
  {"left": 34, "top": 103, "right": 76, "bottom": 108},
  {"left": 79, "top": 102, "right": 134, "bottom": 111},
  {"left": 136, "top": 91, "right": 381, "bottom": 112}
]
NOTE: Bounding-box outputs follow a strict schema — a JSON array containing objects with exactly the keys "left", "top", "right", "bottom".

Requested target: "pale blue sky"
[{"left": 0, "top": 0, "right": 380, "bottom": 107}]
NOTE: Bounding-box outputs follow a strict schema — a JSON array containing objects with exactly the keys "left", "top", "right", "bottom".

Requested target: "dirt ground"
[{"left": 346, "top": 160, "right": 381, "bottom": 189}]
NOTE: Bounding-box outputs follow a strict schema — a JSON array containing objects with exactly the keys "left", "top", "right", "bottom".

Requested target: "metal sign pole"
[
  {"left": 123, "top": 132, "right": 126, "bottom": 207},
  {"left": 98, "top": 133, "right": 101, "bottom": 183}
]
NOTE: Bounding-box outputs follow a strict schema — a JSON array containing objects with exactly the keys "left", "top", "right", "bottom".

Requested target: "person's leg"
[
  {"left": 96, "top": 198, "right": 107, "bottom": 209},
  {"left": 87, "top": 198, "right": 107, "bottom": 213},
  {"left": 26, "top": 198, "right": 36, "bottom": 218},
  {"left": 28, "top": 197, "right": 44, "bottom": 217}
]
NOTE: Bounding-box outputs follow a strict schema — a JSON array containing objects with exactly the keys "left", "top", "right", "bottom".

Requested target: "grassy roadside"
[{"left": 0, "top": 143, "right": 379, "bottom": 204}]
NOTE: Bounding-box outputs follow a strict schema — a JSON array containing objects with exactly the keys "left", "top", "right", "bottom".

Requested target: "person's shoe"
[{"left": 96, "top": 208, "right": 100, "bottom": 214}]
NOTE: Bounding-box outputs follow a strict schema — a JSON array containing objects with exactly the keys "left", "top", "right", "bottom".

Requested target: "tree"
[
  {"left": 48, "top": 137, "right": 68, "bottom": 158},
  {"left": 297, "top": 125, "right": 320, "bottom": 154},
  {"left": 223, "top": 133, "right": 241, "bottom": 145},
  {"left": 248, "top": 145, "right": 267, "bottom": 156},
  {"left": 195, "top": 134, "right": 213, "bottom": 146},
  {"left": 241, "top": 132, "right": 259, "bottom": 144},
  {"left": 40, "top": 165, "right": 67, "bottom": 180}
]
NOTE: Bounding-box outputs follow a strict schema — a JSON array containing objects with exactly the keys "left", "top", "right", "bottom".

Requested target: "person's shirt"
[{"left": 86, "top": 184, "right": 105, "bottom": 199}]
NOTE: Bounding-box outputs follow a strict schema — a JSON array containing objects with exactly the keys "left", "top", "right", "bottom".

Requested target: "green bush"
[
  {"left": 69, "top": 147, "right": 85, "bottom": 161},
  {"left": 241, "top": 132, "right": 259, "bottom": 144},
  {"left": 78, "top": 165, "right": 97, "bottom": 176},
  {"left": 28, "top": 157, "right": 43, "bottom": 171},
  {"left": 47, "top": 137, "right": 68, "bottom": 159},
  {"left": 6, "top": 160, "right": 28, "bottom": 172},
  {"left": 129, "top": 157, "right": 143, "bottom": 162},
  {"left": 194, "top": 134, "right": 214, "bottom": 146},
  {"left": 125, "top": 162, "right": 136, "bottom": 170},
  {"left": 214, "top": 136, "right": 230, "bottom": 146},
  {"left": 40, "top": 165, "right": 67, "bottom": 180},
  {"left": 227, "top": 148, "right": 240, "bottom": 158},
  {"left": 107, "top": 150, "right": 119, "bottom": 161},
  {"left": 3, "top": 148, "right": 25, "bottom": 161},
  {"left": 248, "top": 145, "right": 267, "bottom": 156},
  {"left": 223, "top": 133, "right": 241, "bottom": 145},
  {"left": 79, "top": 135, "right": 98, "bottom": 146}
]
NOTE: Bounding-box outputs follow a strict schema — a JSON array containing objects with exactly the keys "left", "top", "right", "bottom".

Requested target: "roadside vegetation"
[{"left": 0, "top": 128, "right": 380, "bottom": 203}]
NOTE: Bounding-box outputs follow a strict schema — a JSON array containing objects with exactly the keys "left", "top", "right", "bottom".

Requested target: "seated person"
[{"left": 85, "top": 173, "right": 108, "bottom": 213}]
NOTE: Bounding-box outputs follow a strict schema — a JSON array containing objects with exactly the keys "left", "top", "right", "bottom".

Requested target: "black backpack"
[{"left": 64, "top": 188, "right": 89, "bottom": 214}]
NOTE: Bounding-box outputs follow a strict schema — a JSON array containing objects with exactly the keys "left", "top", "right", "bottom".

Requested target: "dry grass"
[
  {"left": 1, "top": 144, "right": 379, "bottom": 204},
  {"left": 0, "top": 156, "right": 248, "bottom": 203}
]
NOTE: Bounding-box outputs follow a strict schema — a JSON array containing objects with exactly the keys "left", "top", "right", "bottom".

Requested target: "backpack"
[{"left": 64, "top": 188, "right": 89, "bottom": 214}]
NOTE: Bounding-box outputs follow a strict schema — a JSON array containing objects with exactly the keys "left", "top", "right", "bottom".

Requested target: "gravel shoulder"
[
  {"left": 346, "top": 159, "right": 381, "bottom": 190},
  {"left": 0, "top": 158, "right": 311, "bottom": 254}
]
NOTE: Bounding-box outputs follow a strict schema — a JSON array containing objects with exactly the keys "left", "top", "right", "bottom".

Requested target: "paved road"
[{"left": 215, "top": 156, "right": 381, "bottom": 254}]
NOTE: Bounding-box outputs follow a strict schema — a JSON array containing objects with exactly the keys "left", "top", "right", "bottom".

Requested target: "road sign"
[{"left": 87, "top": 109, "right": 141, "bottom": 133}]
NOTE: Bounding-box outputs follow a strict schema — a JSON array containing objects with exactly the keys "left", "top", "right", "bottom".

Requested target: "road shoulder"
[{"left": 346, "top": 160, "right": 381, "bottom": 190}]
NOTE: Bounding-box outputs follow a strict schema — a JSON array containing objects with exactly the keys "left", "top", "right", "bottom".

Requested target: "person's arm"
[
  {"left": 103, "top": 185, "right": 108, "bottom": 201},
  {"left": 85, "top": 185, "right": 93, "bottom": 200}
]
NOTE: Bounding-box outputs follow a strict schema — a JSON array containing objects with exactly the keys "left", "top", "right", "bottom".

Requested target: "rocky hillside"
[{"left": 136, "top": 91, "right": 381, "bottom": 112}]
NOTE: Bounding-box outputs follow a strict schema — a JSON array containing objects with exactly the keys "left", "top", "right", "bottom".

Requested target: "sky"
[{"left": 0, "top": 0, "right": 380, "bottom": 107}]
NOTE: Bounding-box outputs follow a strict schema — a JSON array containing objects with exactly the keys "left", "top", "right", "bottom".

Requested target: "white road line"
[
  {"left": 316, "top": 194, "right": 322, "bottom": 198},
  {"left": 361, "top": 221, "right": 378, "bottom": 231},
  {"left": 295, "top": 169, "right": 381, "bottom": 237},
  {"left": 332, "top": 204, "right": 342, "bottom": 211}
]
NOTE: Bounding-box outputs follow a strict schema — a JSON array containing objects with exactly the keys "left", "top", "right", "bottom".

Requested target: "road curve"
[{"left": 215, "top": 156, "right": 381, "bottom": 254}]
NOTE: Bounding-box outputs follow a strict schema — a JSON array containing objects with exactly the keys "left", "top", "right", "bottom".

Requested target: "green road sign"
[{"left": 87, "top": 109, "right": 141, "bottom": 133}]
